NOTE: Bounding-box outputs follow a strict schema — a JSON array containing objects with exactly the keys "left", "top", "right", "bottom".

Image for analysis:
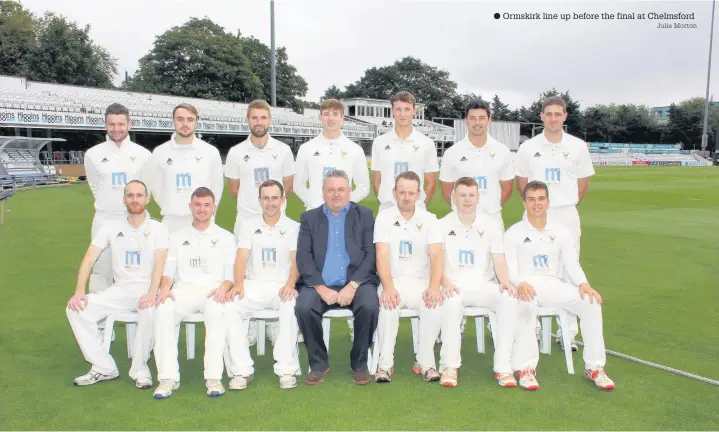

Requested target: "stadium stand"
[
  {"left": 0, "top": 137, "right": 68, "bottom": 188},
  {"left": 588, "top": 142, "right": 712, "bottom": 166}
]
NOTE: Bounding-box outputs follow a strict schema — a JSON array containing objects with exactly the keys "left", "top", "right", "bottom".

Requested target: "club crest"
[
  {"left": 415, "top": 222, "right": 423, "bottom": 232},
  {"left": 129, "top": 156, "right": 136, "bottom": 162},
  {"left": 279, "top": 228, "right": 286, "bottom": 236},
  {"left": 143, "top": 232, "right": 150, "bottom": 238},
  {"left": 195, "top": 156, "right": 202, "bottom": 164},
  {"left": 211, "top": 239, "right": 219, "bottom": 247},
  {"left": 477, "top": 229, "right": 484, "bottom": 238},
  {"left": 548, "top": 234, "right": 556, "bottom": 243},
  {"left": 563, "top": 152, "right": 570, "bottom": 160},
  {"left": 341, "top": 150, "right": 347, "bottom": 158},
  {"left": 489, "top": 152, "right": 496, "bottom": 159},
  {"left": 413, "top": 144, "right": 420, "bottom": 152},
  {"left": 272, "top": 152, "right": 278, "bottom": 160}
]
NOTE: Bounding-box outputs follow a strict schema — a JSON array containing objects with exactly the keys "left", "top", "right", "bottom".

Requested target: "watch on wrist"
[{"left": 349, "top": 281, "right": 359, "bottom": 289}]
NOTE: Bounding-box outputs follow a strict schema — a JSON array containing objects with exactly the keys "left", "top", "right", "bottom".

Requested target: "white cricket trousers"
[
  {"left": 162, "top": 215, "right": 193, "bottom": 234},
  {"left": 225, "top": 280, "right": 300, "bottom": 377},
  {"left": 512, "top": 276, "right": 607, "bottom": 371},
  {"left": 439, "top": 279, "right": 517, "bottom": 374},
  {"left": 153, "top": 283, "right": 226, "bottom": 382},
  {"left": 376, "top": 277, "right": 441, "bottom": 371},
  {"left": 89, "top": 211, "right": 125, "bottom": 293},
  {"left": 66, "top": 284, "right": 154, "bottom": 379},
  {"left": 548, "top": 205, "right": 581, "bottom": 339}
]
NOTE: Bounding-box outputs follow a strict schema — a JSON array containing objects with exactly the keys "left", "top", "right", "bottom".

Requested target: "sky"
[{"left": 19, "top": 0, "right": 719, "bottom": 111}]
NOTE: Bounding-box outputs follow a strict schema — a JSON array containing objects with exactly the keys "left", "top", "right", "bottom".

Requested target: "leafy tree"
[
  {"left": 0, "top": 0, "right": 36, "bottom": 76},
  {"left": 321, "top": 84, "right": 343, "bottom": 101},
  {"left": 490, "top": 94, "right": 512, "bottom": 120}
]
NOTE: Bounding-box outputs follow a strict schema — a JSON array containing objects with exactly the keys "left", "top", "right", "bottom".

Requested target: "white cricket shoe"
[
  {"left": 518, "top": 369, "right": 539, "bottom": 391},
  {"left": 206, "top": 379, "right": 225, "bottom": 397},
  {"left": 279, "top": 375, "right": 298, "bottom": 389},
  {"left": 229, "top": 374, "right": 255, "bottom": 390},
  {"left": 73, "top": 369, "right": 119, "bottom": 386},
  {"left": 153, "top": 380, "right": 179, "bottom": 399},
  {"left": 134, "top": 376, "right": 153, "bottom": 389},
  {"left": 585, "top": 367, "right": 615, "bottom": 391}
]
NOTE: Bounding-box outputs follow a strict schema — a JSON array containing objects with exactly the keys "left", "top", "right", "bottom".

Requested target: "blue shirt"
[{"left": 321, "top": 203, "right": 351, "bottom": 287}]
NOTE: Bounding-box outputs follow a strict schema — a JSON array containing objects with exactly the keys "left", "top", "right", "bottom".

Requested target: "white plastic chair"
[
  {"left": 463, "top": 306, "right": 498, "bottom": 353},
  {"left": 537, "top": 307, "right": 575, "bottom": 374},
  {"left": 102, "top": 312, "right": 138, "bottom": 358},
  {"left": 250, "top": 310, "right": 280, "bottom": 356},
  {"left": 367, "top": 308, "right": 418, "bottom": 374},
  {"left": 183, "top": 312, "right": 205, "bottom": 360},
  {"left": 319, "top": 309, "right": 373, "bottom": 374}
]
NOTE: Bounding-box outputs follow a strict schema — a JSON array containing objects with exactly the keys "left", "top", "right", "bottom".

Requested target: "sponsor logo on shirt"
[
  {"left": 393, "top": 221, "right": 401, "bottom": 227},
  {"left": 545, "top": 168, "right": 561, "bottom": 182},
  {"left": 254, "top": 229, "right": 262, "bottom": 234},
  {"left": 189, "top": 257, "right": 202, "bottom": 268},
  {"left": 399, "top": 240, "right": 413, "bottom": 259},
  {"left": 182, "top": 240, "right": 190, "bottom": 246},
  {"left": 458, "top": 249, "right": 475, "bottom": 267},
  {"left": 243, "top": 155, "right": 250, "bottom": 162},
  {"left": 533, "top": 152, "right": 541, "bottom": 158},
  {"left": 124, "top": 250, "right": 141, "bottom": 267},
  {"left": 523, "top": 237, "right": 532, "bottom": 243},
  {"left": 460, "top": 156, "right": 468, "bottom": 162},
  {"left": 111, "top": 172, "right": 128, "bottom": 187},
  {"left": 533, "top": 254, "right": 549, "bottom": 269},
  {"left": 384, "top": 145, "right": 391, "bottom": 150},
  {"left": 393, "top": 161, "right": 409, "bottom": 177},
  {"left": 262, "top": 247, "right": 277, "bottom": 267},
  {"left": 448, "top": 230, "right": 456, "bottom": 236},
  {"left": 166, "top": 158, "right": 173, "bottom": 165},
  {"left": 313, "top": 151, "right": 321, "bottom": 156},
  {"left": 116, "top": 232, "right": 124, "bottom": 238},
  {"left": 175, "top": 173, "right": 192, "bottom": 189},
  {"left": 101, "top": 158, "right": 109, "bottom": 163}
]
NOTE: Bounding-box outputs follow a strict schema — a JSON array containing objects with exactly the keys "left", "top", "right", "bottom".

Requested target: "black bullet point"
[{"left": 494, "top": 13, "right": 500, "bottom": 19}]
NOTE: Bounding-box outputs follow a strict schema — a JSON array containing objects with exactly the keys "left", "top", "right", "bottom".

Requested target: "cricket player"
[
  {"left": 146, "top": 103, "right": 224, "bottom": 233},
  {"left": 84, "top": 103, "right": 151, "bottom": 293},
  {"left": 504, "top": 181, "right": 615, "bottom": 391},
  {"left": 225, "top": 99, "right": 296, "bottom": 238},
  {"left": 439, "top": 100, "right": 513, "bottom": 231},
  {"left": 151, "top": 187, "right": 235, "bottom": 399},
  {"left": 437, "top": 177, "right": 519, "bottom": 388},
  {"left": 66, "top": 180, "right": 168, "bottom": 389},
  {"left": 294, "top": 98, "right": 370, "bottom": 211},
  {"left": 514, "top": 96, "right": 594, "bottom": 348},
  {"left": 371, "top": 91, "right": 439, "bottom": 212},
  {"left": 223, "top": 179, "right": 302, "bottom": 390},
  {"left": 374, "top": 171, "right": 444, "bottom": 383}
]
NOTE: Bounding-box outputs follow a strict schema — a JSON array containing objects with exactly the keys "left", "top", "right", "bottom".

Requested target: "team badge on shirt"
[
  {"left": 166, "top": 158, "right": 173, "bottom": 165},
  {"left": 279, "top": 228, "right": 286, "bottom": 236},
  {"left": 243, "top": 155, "right": 250, "bottom": 162},
  {"left": 341, "top": 150, "right": 347, "bottom": 158},
  {"left": 477, "top": 230, "right": 484, "bottom": 238},
  {"left": 489, "top": 152, "right": 496, "bottom": 159},
  {"left": 195, "top": 156, "right": 202, "bottom": 164},
  {"left": 272, "top": 152, "right": 278, "bottom": 160},
  {"left": 129, "top": 156, "right": 136, "bottom": 163},
  {"left": 413, "top": 144, "right": 420, "bottom": 152},
  {"left": 415, "top": 222, "right": 423, "bottom": 232},
  {"left": 548, "top": 234, "right": 556, "bottom": 243},
  {"left": 211, "top": 239, "right": 219, "bottom": 247},
  {"left": 143, "top": 232, "right": 150, "bottom": 238},
  {"left": 563, "top": 152, "right": 570, "bottom": 160}
]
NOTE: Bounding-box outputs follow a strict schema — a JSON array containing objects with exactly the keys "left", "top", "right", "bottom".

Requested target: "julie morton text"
[{"left": 657, "top": 22, "right": 698, "bottom": 29}]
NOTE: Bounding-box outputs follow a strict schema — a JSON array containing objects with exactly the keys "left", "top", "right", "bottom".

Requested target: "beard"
[
  {"left": 126, "top": 205, "right": 146, "bottom": 215},
  {"left": 175, "top": 129, "right": 195, "bottom": 138},
  {"left": 251, "top": 126, "right": 268, "bottom": 138}
]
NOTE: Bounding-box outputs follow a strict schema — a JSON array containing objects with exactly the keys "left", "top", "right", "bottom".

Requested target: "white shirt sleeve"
[
  {"left": 559, "top": 233, "right": 588, "bottom": 286},
  {"left": 222, "top": 235, "right": 237, "bottom": 283},
  {"left": 146, "top": 152, "right": 165, "bottom": 211},
  {"left": 370, "top": 138, "right": 381, "bottom": 171},
  {"left": 225, "top": 147, "right": 240, "bottom": 180},
  {"left": 350, "top": 146, "right": 370, "bottom": 203},
  {"left": 576, "top": 143, "right": 595, "bottom": 178},
  {"left": 489, "top": 229, "right": 504, "bottom": 254},
  {"left": 426, "top": 217, "right": 443, "bottom": 245},
  {"left": 499, "top": 150, "right": 515, "bottom": 181},
  {"left": 438, "top": 148, "right": 454, "bottom": 182},
  {"left": 237, "top": 222, "right": 253, "bottom": 250},
  {"left": 289, "top": 225, "right": 299, "bottom": 252},
  {"left": 502, "top": 229, "right": 522, "bottom": 286},
  {"left": 84, "top": 152, "right": 99, "bottom": 201},
  {"left": 514, "top": 147, "right": 529, "bottom": 178},
  {"left": 209, "top": 148, "right": 224, "bottom": 208},
  {"left": 293, "top": 145, "right": 309, "bottom": 207},
  {"left": 136, "top": 149, "right": 153, "bottom": 200},
  {"left": 282, "top": 146, "right": 297, "bottom": 177},
  {"left": 424, "top": 140, "right": 440, "bottom": 173},
  {"left": 90, "top": 224, "right": 110, "bottom": 250},
  {"left": 373, "top": 211, "right": 390, "bottom": 244},
  {"left": 163, "top": 237, "right": 178, "bottom": 278},
  {"left": 154, "top": 223, "right": 170, "bottom": 250}
]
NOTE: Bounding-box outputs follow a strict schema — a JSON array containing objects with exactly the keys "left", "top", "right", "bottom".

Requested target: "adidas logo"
[
  {"left": 254, "top": 229, "right": 262, "bottom": 234},
  {"left": 533, "top": 152, "right": 541, "bottom": 158},
  {"left": 116, "top": 232, "right": 124, "bottom": 238},
  {"left": 384, "top": 145, "right": 391, "bottom": 150},
  {"left": 313, "top": 151, "right": 320, "bottom": 156},
  {"left": 166, "top": 158, "right": 173, "bottom": 165},
  {"left": 393, "top": 221, "right": 401, "bottom": 227},
  {"left": 243, "top": 155, "right": 250, "bottom": 162},
  {"left": 101, "top": 158, "right": 109, "bottom": 163},
  {"left": 182, "top": 240, "right": 190, "bottom": 246},
  {"left": 523, "top": 237, "right": 532, "bottom": 243},
  {"left": 460, "top": 156, "right": 468, "bottom": 162},
  {"left": 448, "top": 230, "right": 456, "bottom": 236}
]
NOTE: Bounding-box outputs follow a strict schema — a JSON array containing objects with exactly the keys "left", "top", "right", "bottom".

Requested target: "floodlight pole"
[
  {"left": 270, "top": 0, "right": 277, "bottom": 107},
  {"left": 701, "top": 0, "right": 716, "bottom": 151}
]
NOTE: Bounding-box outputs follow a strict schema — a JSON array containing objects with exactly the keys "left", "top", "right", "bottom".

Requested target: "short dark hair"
[
  {"left": 394, "top": 170, "right": 421, "bottom": 191},
  {"left": 191, "top": 186, "right": 215, "bottom": 202},
  {"left": 125, "top": 179, "right": 147, "bottom": 195},
  {"left": 391, "top": 91, "right": 416, "bottom": 108},
  {"left": 258, "top": 179, "right": 284, "bottom": 197},
  {"left": 454, "top": 176, "right": 478, "bottom": 190},
  {"left": 105, "top": 103, "right": 130, "bottom": 120},
  {"left": 523, "top": 180, "right": 549, "bottom": 199},
  {"left": 464, "top": 100, "right": 492, "bottom": 119},
  {"left": 542, "top": 96, "right": 566, "bottom": 113}
]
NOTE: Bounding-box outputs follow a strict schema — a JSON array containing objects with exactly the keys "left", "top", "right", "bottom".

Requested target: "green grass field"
[{"left": 1, "top": 167, "right": 718, "bottom": 430}]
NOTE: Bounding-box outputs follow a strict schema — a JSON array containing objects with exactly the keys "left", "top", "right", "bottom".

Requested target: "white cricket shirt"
[
  {"left": 294, "top": 133, "right": 370, "bottom": 209},
  {"left": 371, "top": 128, "right": 439, "bottom": 206},
  {"left": 84, "top": 136, "right": 151, "bottom": 214},
  {"left": 439, "top": 135, "right": 513, "bottom": 215},
  {"left": 237, "top": 214, "right": 299, "bottom": 283},
  {"left": 373, "top": 205, "right": 442, "bottom": 280},
  {"left": 147, "top": 134, "right": 224, "bottom": 217},
  {"left": 514, "top": 132, "right": 594, "bottom": 208},
  {"left": 503, "top": 215, "right": 588, "bottom": 287},
  {"left": 440, "top": 210, "right": 503, "bottom": 283},
  {"left": 163, "top": 223, "right": 236, "bottom": 286},
  {"left": 91, "top": 212, "right": 169, "bottom": 287},
  {"left": 225, "top": 135, "right": 296, "bottom": 215}
]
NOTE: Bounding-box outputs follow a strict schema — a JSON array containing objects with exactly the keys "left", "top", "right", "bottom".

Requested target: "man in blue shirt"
[{"left": 295, "top": 169, "right": 379, "bottom": 385}]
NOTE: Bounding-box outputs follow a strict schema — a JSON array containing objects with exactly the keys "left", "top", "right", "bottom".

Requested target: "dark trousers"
[{"left": 295, "top": 283, "right": 379, "bottom": 372}]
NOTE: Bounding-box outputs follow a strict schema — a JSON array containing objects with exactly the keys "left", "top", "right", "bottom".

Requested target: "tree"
[
  {"left": 127, "top": 18, "right": 263, "bottom": 101},
  {"left": 321, "top": 84, "right": 343, "bottom": 101},
  {"left": 490, "top": 94, "right": 512, "bottom": 120},
  {"left": 341, "top": 56, "right": 459, "bottom": 120},
  {"left": 0, "top": 1, "right": 36, "bottom": 76},
  {"left": 525, "top": 89, "right": 583, "bottom": 134},
  {"left": 26, "top": 13, "right": 116, "bottom": 88},
  {"left": 665, "top": 98, "right": 719, "bottom": 150},
  {"left": 238, "top": 35, "right": 307, "bottom": 107}
]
